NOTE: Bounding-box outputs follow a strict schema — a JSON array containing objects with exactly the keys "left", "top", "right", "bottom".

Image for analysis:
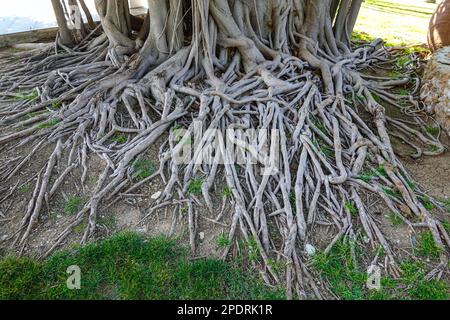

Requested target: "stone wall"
[{"left": 421, "top": 46, "right": 450, "bottom": 135}]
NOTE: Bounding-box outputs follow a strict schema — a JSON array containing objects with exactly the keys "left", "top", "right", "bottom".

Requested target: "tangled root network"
[{"left": 0, "top": 0, "right": 448, "bottom": 299}]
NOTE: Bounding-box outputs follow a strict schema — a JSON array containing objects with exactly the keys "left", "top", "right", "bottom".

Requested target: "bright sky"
[
  {"left": 0, "top": 0, "right": 98, "bottom": 35},
  {"left": 0, "top": 0, "right": 441, "bottom": 36},
  {"left": 1, "top": 0, "right": 56, "bottom": 19}
]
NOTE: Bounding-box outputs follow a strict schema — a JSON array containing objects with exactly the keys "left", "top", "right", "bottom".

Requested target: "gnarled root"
[{"left": 0, "top": 0, "right": 448, "bottom": 300}]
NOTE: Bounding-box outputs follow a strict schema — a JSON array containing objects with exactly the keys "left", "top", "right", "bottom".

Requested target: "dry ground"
[
  {"left": 0, "top": 47, "right": 449, "bottom": 267},
  {"left": 0, "top": 11, "right": 450, "bottom": 297}
]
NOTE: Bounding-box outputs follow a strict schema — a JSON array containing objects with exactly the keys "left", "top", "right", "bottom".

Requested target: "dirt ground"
[
  {"left": 0, "top": 46, "right": 449, "bottom": 277},
  {"left": 0, "top": 122, "right": 232, "bottom": 259},
  {"left": 0, "top": 118, "right": 448, "bottom": 265}
]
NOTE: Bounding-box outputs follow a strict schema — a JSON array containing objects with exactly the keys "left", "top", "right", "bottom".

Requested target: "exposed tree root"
[{"left": 0, "top": 0, "right": 449, "bottom": 299}]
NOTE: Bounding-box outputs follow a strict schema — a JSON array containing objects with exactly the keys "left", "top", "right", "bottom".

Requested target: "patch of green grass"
[
  {"left": 430, "top": 145, "right": 439, "bottom": 153},
  {"left": 376, "top": 245, "right": 386, "bottom": 257},
  {"left": 355, "top": 94, "right": 367, "bottom": 105},
  {"left": 172, "top": 123, "right": 182, "bottom": 131},
  {"left": 180, "top": 206, "right": 188, "bottom": 215},
  {"left": 222, "top": 186, "right": 232, "bottom": 199},
  {"left": 247, "top": 237, "right": 259, "bottom": 263},
  {"left": 382, "top": 187, "right": 402, "bottom": 200},
  {"left": 14, "top": 89, "right": 39, "bottom": 103},
  {"left": 388, "top": 212, "right": 405, "bottom": 227},
  {"left": 19, "top": 184, "right": 31, "bottom": 194},
  {"left": 310, "top": 117, "right": 329, "bottom": 135},
  {"left": 388, "top": 71, "right": 401, "bottom": 78},
  {"left": 425, "top": 126, "right": 440, "bottom": 136},
  {"left": 111, "top": 133, "right": 128, "bottom": 144},
  {"left": 320, "top": 145, "right": 335, "bottom": 159},
  {"left": 0, "top": 257, "right": 44, "bottom": 299},
  {"left": 418, "top": 195, "right": 434, "bottom": 211},
  {"left": 37, "top": 118, "right": 61, "bottom": 129},
  {"left": 406, "top": 179, "right": 417, "bottom": 191},
  {"left": 403, "top": 46, "right": 429, "bottom": 55},
  {"left": 98, "top": 215, "right": 117, "bottom": 230},
  {"left": 267, "top": 259, "right": 286, "bottom": 275},
  {"left": 73, "top": 221, "right": 88, "bottom": 234},
  {"left": 364, "top": 0, "right": 435, "bottom": 18},
  {"left": 313, "top": 240, "right": 369, "bottom": 300},
  {"left": 351, "top": 31, "right": 375, "bottom": 44},
  {"left": 442, "top": 199, "right": 450, "bottom": 213},
  {"left": 375, "top": 166, "right": 389, "bottom": 179},
  {"left": 0, "top": 233, "right": 284, "bottom": 300},
  {"left": 415, "top": 231, "right": 442, "bottom": 260},
  {"left": 51, "top": 101, "right": 63, "bottom": 110},
  {"left": 313, "top": 239, "right": 449, "bottom": 300},
  {"left": 400, "top": 261, "right": 448, "bottom": 300},
  {"left": 289, "top": 192, "right": 296, "bottom": 208},
  {"left": 357, "top": 169, "right": 376, "bottom": 183},
  {"left": 133, "top": 159, "right": 156, "bottom": 181},
  {"left": 8, "top": 47, "right": 22, "bottom": 53},
  {"left": 312, "top": 139, "right": 335, "bottom": 159},
  {"left": 64, "top": 197, "right": 83, "bottom": 215},
  {"left": 356, "top": 166, "right": 389, "bottom": 184},
  {"left": 26, "top": 111, "right": 48, "bottom": 119},
  {"left": 172, "top": 125, "right": 188, "bottom": 143},
  {"left": 345, "top": 202, "right": 358, "bottom": 217},
  {"left": 395, "top": 56, "right": 411, "bottom": 69},
  {"left": 187, "top": 178, "right": 204, "bottom": 196},
  {"left": 372, "top": 92, "right": 382, "bottom": 104},
  {"left": 217, "top": 234, "right": 231, "bottom": 248},
  {"left": 442, "top": 221, "right": 450, "bottom": 233}
]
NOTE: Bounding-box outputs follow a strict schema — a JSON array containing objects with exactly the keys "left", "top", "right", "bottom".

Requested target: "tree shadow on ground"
[{"left": 364, "top": 0, "right": 435, "bottom": 18}]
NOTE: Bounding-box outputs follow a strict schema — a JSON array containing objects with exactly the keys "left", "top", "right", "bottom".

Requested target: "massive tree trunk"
[
  {"left": 51, "top": 0, "right": 74, "bottom": 46},
  {"left": 0, "top": 0, "right": 448, "bottom": 299}
]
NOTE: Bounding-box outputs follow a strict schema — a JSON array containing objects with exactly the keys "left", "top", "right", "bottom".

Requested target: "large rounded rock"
[
  {"left": 421, "top": 46, "right": 450, "bottom": 135},
  {"left": 428, "top": 0, "right": 450, "bottom": 52}
]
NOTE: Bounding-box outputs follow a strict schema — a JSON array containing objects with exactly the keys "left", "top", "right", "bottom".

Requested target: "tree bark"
[
  {"left": 51, "top": 0, "right": 74, "bottom": 46},
  {"left": 5, "top": 0, "right": 447, "bottom": 299}
]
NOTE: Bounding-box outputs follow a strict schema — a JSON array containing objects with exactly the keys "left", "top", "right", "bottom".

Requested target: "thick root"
[{"left": 0, "top": 10, "right": 448, "bottom": 300}]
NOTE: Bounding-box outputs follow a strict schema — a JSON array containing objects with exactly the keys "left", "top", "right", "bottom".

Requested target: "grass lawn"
[
  {"left": 0, "top": 232, "right": 447, "bottom": 300},
  {"left": 355, "top": 0, "right": 438, "bottom": 46},
  {"left": 0, "top": 233, "right": 285, "bottom": 300},
  {"left": 313, "top": 239, "right": 449, "bottom": 300}
]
